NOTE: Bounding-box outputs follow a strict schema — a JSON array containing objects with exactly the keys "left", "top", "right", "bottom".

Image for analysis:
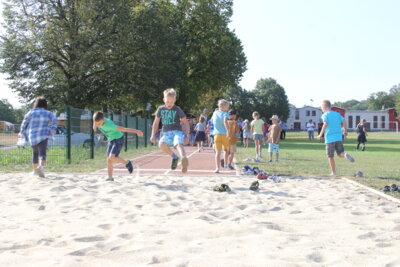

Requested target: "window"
[
  {"left": 312, "top": 110, "right": 316, "bottom": 116},
  {"left": 373, "top": 116, "right": 378, "bottom": 129},
  {"left": 381, "top": 116, "right": 385, "bottom": 129},
  {"left": 356, "top": 116, "right": 360, "bottom": 126},
  {"left": 306, "top": 110, "right": 310, "bottom": 116},
  {"left": 348, "top": 116, "right": 353, "bottom": 128},
  {"left": 295, "top": 109, "right": 299, "bottom": 120}
]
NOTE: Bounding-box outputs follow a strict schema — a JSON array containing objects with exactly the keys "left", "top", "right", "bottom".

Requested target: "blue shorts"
[
  {"left": 268, "top": 143, "right": 280, "bottom": 154},
  {"left": 159, "top": 130, "right": 185, "bottom": 146},
  {"left": 253, "top": 134, "right": 263, "bottom": 141},
  {"left": 107, "top": 137, "right": 124, "bottom": 157}
]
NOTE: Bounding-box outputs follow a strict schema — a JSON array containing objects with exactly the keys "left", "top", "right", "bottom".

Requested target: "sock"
[{"left": 172, "top": 153, "right": 178, "bottom": 160}]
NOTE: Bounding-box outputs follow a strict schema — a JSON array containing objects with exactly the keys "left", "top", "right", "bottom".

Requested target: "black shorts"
[
  {"left": 195, "top": 131, "right": 206, "bottom": 142},
  {"left": 107, "top": 137, "right": 124, "bottom": 157}
]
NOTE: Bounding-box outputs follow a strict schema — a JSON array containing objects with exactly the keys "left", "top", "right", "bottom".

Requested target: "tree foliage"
[
  {"left": 367, "top": 91, "right": 395, "bottom": 110},
  {"left": 0, "top": 99, "right": 17, "bottom": 123},
  {"left": 332, "top": 99, "right": 368, "bottom": 110},
  {"left": 0, "top": 0, "right": 247, "bottom": 114}
]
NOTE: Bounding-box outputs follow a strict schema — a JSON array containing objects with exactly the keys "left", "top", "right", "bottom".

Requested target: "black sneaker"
[
  {"left": 106, "top": 177, "right": 114, "bottom": 182},
  {"left": 171, "top": 157, "right": 179, "bottom": 170},
  {"left": 126, "top": 160, "right": 134, "bottom": 174}
]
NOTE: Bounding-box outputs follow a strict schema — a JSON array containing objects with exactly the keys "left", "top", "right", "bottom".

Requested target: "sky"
[{"left": 1, "top": 0, "right": 400, "bottom": 108}]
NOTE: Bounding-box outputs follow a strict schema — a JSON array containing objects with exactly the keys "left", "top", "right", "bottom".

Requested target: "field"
[{"left": 235, "top": 132, "right": 400, "bottom": 196}]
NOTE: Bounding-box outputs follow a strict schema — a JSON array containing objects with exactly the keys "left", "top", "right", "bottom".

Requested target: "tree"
[
  {"left": 367, "top": 91, "right": 395, "bottom": 110},
  {"left": 223, "top": 86, "right": 255, "bottom": 119},
  {"left": 0, "top": 99, "right": 17, "bottom": 123},
  {"left": 333, "top": 99, "right": 368, "bottom": 110},
  {"left": 252, "top": 78, "right": 289, "bottom": 121}
]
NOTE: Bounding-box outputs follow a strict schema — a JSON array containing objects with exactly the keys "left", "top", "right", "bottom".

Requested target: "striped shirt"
[{"left": 20, "top": 108, "right": 58, "bottom": 146}]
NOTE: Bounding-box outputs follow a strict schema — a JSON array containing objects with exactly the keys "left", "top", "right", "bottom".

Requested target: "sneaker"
[
  {"left": 330, "top": 172, "right": 337, "bottom": 176},
  {"left": 249, "top": 181, "right": 259, "bottom": 191},
  {"left": 244, "top": 170, "right": 254, "bottom": 175},
  {"left": 171, "top": 157, "right": 179, "bottom": 170},
  {"left": 31, "top": 171, "right": 39, "bottom": 176},
  {"left": 382, "top": 185, "right": 390, "bottom": 193},
  {"left": 344, "top": 153, "right": 355, "bottom": 163},
  {"left": 214, "top": 168, "right": 220, "bottom": 173},
  {"left": 106, "top": 177, "right": 114, "bottom": 182},
  {"left": 126, "top": 160, "right": 134, "bottom": 174},
  {"left": 224, "top": 165, "right": 230, "bottom": 169},
  {"left": 361, "top": 146, "right": 365, "bottom": 152},
  {"left": 228, "top": 165, "right": 235, "bottom": 170},
  {"left": 36, "top": 166, "right": 45, "bottom": 178},
  {"left": 181, "top": 157, "right": 189, "bottom": 173},
  {"left": 391, "top": 184, "right": 398, "bottom": 192},
  {"left": 268, "top": 159, "right": 272, "bottom": 163}
]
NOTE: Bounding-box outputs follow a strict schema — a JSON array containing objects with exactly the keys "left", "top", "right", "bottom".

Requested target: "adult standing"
[
  {"left": 306, "top": 119, "right": 315, "bottom": 141},
  {"left": 19, "top": 96, "right": 58, "bottom": 177},
  {"left": 279, "top": 120, "right": 287, "bottom": 140}
]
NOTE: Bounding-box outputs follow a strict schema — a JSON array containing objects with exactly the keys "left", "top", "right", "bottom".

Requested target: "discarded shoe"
[
  {"left": 354, "top": 171, "right": 364, "bottom": 178},
  {"left": 213, "top": 184, "right": 231, "bottom": 192},
  {"left": 269, "top": 174, "right": 282, "bottom": 183},
  {"left": 252, "top": 167, "right": 261, "bottom": 175},
  {"left": 242, "top": 165, "right": 252, "bottom": 171},
  {"left": 257, "top": 173, "right": 268, "bottom": 180},
  {"left": 382, "top": 185, "right": 391, "bottom": 193},
  {"left": 249, "top": 181, "right": 259, "bottom": 191},
  {"left": 391, "top": 184, "right": 398, "bottom": 192}
]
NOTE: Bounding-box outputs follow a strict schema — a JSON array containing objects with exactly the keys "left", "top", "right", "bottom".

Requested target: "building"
[
  {"left": 286, "top": 105, "right": 399, "bottom": 131},
  {"left": 286, "top": 105, "right": 323, "bottom": 130}
]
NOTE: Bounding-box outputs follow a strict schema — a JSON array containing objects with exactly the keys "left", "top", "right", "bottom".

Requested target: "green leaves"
[{"left": 0, "top": 0, "right": 247, "bottom": 115}]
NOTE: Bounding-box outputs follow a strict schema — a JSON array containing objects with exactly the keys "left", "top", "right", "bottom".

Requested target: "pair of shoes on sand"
[
  {"left": 171, "top": 157, "right": 189, "bottom": 173},
  {"left": 382, "top": 184, "right": 399, "bottom": 193},
  {"left": 212, "top": 182, "right": 259, "bottom": 192}
]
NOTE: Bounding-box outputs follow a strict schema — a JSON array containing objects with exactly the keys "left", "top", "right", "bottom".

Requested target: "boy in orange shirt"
[{"left": 226, "top": 110, "right": 240, "bottom": 170}]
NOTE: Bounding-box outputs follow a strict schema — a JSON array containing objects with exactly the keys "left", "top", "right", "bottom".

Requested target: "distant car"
[{"left": 48, "top": 126, "right": 101, "bottom": 148}]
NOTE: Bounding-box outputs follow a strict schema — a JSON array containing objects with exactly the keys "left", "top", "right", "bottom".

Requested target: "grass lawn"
[
  {"left": 1, "top": 145, "right": 159, "bottom": 173},
  {"left": 235, "top": 131, "right": 400, "bottom": 197}
]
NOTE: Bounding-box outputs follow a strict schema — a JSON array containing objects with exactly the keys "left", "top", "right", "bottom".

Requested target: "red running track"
[{"left": 96, "top": 146, "right": 239, "bottom": 177}]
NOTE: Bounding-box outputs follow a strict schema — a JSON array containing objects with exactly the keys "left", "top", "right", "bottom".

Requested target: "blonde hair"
[
  {"left": 163, "top": 88, "right": 176, "bottom": 98},
  {"left": 218, "top": 99, "right": 229, "bottom": 108},
  {"left": 252, "top": 111, "right": 259, "bottom": 118},
  {"left": 321, "top": 100, "right": 331, "bottom": 108}
]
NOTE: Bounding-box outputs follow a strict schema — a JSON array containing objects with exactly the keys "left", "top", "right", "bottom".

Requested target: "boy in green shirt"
[{"left": 93, "top": 111, "right": 143, "bottom": 181}]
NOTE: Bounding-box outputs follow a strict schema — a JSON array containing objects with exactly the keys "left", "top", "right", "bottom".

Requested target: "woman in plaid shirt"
[{"left": 19, "top": 97, "right": 58, "bottom": 177}]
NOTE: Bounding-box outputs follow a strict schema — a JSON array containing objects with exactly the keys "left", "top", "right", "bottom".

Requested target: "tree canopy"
[{"left": 0, "top": 0, "right": 247, "bottom": 114}]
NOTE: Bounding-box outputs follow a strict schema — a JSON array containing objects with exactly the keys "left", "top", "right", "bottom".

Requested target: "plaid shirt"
[{"left": 20, "top": 108, "right": 58, "bottom": 146}]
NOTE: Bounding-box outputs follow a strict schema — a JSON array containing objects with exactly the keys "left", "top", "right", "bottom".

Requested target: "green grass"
[
  {"left": 1, "top": 145, "right": 158, "bottom": 173},
  {"left": 235, "top": 132, "right": 400, "bottom": 196}
]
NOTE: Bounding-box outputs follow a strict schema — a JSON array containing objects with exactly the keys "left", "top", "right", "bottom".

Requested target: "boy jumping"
[
  {"left": 93, "top": 112, "right": 143, "bottom": 181},
  {"left": 317, "top": 100, "right": 355, "bottom": 176},
  {"left": 150, "top": 88, "right": 190, "bottom": 173}
]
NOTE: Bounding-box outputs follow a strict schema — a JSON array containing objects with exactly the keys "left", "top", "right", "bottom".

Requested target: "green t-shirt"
[
  {"left": 251, "top": 119, "right": 265, "bottom": 135},
  {"left": 98, "top": 119, "right": 123, "bottom": 141}
]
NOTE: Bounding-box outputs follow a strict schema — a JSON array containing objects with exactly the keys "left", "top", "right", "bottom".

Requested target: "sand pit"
[{"left": 0, "top": 172, "right": 399, "bottom": 266}]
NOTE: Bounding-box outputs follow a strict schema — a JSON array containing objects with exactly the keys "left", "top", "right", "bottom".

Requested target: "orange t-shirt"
[{"left": 227, "top": 120, "right": 240, "bottom": 145}]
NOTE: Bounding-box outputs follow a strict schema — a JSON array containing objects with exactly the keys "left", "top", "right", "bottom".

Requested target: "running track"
[{"left": 96, "top": 147, "right": 239, "bottom": 177}]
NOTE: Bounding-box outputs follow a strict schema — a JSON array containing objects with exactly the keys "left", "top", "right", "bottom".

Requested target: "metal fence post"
[
  {"left": 144, "top": 118, "right": 148, "bottom": 147},
  {"left": 90, "top": 110, "right": 94, "bottom": 159},
  {"left": 135, "top": 117, "right": 139, "bottom": 149},
  {"left": 66, "top": 106, "right": 71, "bottom": 164},
  {"left": 124, "top": 114, "right": 128, "bottom": 152},
  {"left": 110, "top": 112, "right": 113, "bottom": 121}
]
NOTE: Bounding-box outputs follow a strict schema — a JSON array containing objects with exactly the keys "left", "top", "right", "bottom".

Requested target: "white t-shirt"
[{"left": 306, "top": 122, "right": 315, "bottom": 132}]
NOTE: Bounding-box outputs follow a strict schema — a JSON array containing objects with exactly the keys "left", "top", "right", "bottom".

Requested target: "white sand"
[{"left": 0, "top": 172, "right": 399, "bottom": 267}]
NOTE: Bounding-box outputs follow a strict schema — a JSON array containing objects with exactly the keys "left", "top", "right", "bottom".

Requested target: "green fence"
[{"left": 0, "top": 106, "right": 152, "bottom": 165}]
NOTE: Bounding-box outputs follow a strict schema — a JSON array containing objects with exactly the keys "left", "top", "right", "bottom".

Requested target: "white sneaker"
[
  {"left": 344, "top": 153, "right": 355, "bottom": 163},
  {"left": 330, "top": 172, "right": 336, "bottom": 176},
  {"left": 31, "top": 171, "right": 39, "bottom": 176},
  {"left": 36, "top": 166, "right": 45, "bottom": 178},
  {"left": 214, "top": 168, "right": 220, "bottom": 173}
]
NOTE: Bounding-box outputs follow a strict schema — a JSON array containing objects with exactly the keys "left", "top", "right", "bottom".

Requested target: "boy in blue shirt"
[
  {"left": 317, "top": 100, "right": 355, "bottom": 176},
  {"left": 211, "top": 99, "right": 230, "bottom": 173}
]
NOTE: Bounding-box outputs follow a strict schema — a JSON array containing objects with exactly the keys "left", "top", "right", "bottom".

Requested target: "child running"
[
  {"left": 226, "top": 109, "right": 240, "bottom": 170},
  {"left": 267, "top": 115, "right": 282, "bottom": 162},
  {"left": 19, "top": 96, "right": 58, "bottom": 178},
  {"left": 356, "top": 119, "right": 367, "bottom": 151},
  {"left": 150, "top": 88, "right": 190, "bottom": 173},
  {"left": 211, "top": 99, "right": 230, "bottom": 173},
  {"left": 93, "top": 112, "right": 143, "bottom": 181},
  {"left": 194, "top": 116, "right": 207, "bottom": 152},
  {"left": 317, "top": 100, "right": 355, "bottom": 176},
  {"left": 251, "top": 111, "right": 265, "bottom": 160}
]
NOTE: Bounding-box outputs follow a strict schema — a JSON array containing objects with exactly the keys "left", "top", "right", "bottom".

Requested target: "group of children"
[{"left": 20, "top": 92, "right": 360, "bottom": 180}]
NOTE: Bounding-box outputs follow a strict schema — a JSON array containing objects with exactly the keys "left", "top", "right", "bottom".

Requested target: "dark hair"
[
  {"left": 199, "top": 116, "right": 205, "bottom": 123},
  {"left": 93, "top": 111, "right": 105, "bottom": 122},
  {"left": 33, "top": 96, "right": 48, "bottom": 110}
]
